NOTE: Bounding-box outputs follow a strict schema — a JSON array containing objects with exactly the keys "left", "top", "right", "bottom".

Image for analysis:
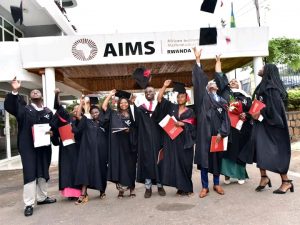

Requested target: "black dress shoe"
[
  {"left": 37, "top": 197, "right": 57, "bottom": 205},
  {"left": 24, "top": 206, "right": 33, "bottom": 217},
  {"left": 144, "top": 188, "right": 152, "bottom": 198},
  {"left": 158, "top": 187, "right": 166, "bottom": 196}
]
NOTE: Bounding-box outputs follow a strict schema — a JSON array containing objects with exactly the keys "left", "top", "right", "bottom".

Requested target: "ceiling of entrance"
[{"left": 29, "top": 57, "right": 252, "bottom": 93}]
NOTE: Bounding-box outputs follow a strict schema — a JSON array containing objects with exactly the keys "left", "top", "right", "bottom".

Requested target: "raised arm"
[
  {"left": 102, "top": 89, "right": 116, "bottom": 112},
  {"left": 4, "top": 77, "right": 26, "bottom": 118},
  {"left": 76, "top": 95, "right": 85, "bottom": 120},
  {"left": 157, "top": 80, "right": 172, "bottom": 103},
  {"left": 192, "top": 48, "right": 208, "bottom": 110},
  {"left": 54, "top": 88, "right": 61, "bottom": 110}
]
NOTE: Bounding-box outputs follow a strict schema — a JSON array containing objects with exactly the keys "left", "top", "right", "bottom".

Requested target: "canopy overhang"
[{"left": 20, "top": 27, "right": 269, "bottom": 92}]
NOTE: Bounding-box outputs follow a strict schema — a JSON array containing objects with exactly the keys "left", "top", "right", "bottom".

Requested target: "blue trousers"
[{"left": 200, "top": 168, "right": 220, "bottom": 189}]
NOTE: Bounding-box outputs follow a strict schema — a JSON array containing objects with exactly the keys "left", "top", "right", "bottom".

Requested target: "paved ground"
[{"left": 1, "top": 151, "right": 300, "bottom": 225}]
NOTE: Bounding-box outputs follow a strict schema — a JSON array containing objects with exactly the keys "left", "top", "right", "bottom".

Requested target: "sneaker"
[
  {"left": 224, "top": 176, "right": 231, "bottom": 185},
  {"left": 238, "top": 179, "right": 245, "bottom": 185},
  {"left": 144, "top": 188, "right": 152, "bottom": 198}
]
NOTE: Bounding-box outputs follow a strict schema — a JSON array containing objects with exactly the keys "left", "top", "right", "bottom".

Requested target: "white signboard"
[{"left": 19, "top": 27, "right": 269, "bottom": 69}]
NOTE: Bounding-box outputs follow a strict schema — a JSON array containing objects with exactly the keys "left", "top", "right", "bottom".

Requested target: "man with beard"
[
  {"left": 134, "top": 86, "right": 166, "bottom": 198},
  {"left": 4, "top": 77, "right": 56, "bottom": 216}
]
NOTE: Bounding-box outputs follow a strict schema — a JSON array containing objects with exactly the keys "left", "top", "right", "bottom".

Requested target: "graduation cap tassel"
[{"left": 10, "top": 0, "right": 23, "bottom": 25}]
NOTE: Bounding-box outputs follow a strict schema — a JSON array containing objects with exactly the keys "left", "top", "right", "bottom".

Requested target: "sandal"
[
  {"left": 75, "top": 194, "right": 88, "bottom": 205},
  {"left": 273, "top": 180, "right": 294, "bottom": 194},
  {"left": 255, "top": 175, "right": 272, "bottom": 192}
]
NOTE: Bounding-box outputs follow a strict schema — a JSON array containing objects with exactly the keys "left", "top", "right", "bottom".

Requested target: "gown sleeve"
[
  {"left": 260, "top": 88, "right": 286, "bottom": 128},
  {"left": 219, "top": 109, "right": 231, "bottom": 137},
  {"left": 192, "top": 64, "right": 209, "bottom": 113},
  {"left": 215, "top": 72, "right": 231, "bottom": 103},
  {"left": 4, "top": 93, "right": 26, "bottom": 120}
]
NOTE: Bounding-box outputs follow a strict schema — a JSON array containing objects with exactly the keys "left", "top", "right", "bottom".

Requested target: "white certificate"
[{"left": 32, "top": 124, "right": 51, "bottom": 148}]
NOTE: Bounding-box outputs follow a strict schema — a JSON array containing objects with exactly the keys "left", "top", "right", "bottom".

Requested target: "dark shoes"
[
  {"left": 144, "top": 188, "right": 152, "bottom": 198},
  {"left": 24, "top": 206, "right": 33, "bottom": 217},
  {"left": 255, "top": 176, "right": 272, "bottom": 192},
  {"left": 37, "top": 197, "right": 57, "bottom": 205},
  {"left": 158, "top": 187, "right": 166, "bottom": 196},
  {"left": 273, "top": 180, "right": 294, "bottom": 194}
]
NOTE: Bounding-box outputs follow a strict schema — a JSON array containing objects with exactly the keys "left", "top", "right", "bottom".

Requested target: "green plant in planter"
[{"left": 288, "top": 88, "right": 300, "bottom": 110}]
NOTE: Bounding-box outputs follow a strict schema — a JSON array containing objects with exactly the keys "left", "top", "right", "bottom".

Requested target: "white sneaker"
[
  {"left": 238, "top": 179, "right": 245, "bottom": 185},
  {"left": 224, "top": 178, "right": 231, "bottom": 185}
]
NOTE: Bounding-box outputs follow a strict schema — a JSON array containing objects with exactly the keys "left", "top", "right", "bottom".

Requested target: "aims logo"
[{"left": 72, "top": 38, "right": 98, "bottom": 61}]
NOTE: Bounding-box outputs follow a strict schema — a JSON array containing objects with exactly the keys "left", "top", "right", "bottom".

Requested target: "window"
[
  {"left": 4, "top": 20, "right": 13, "bottom": 33},
  {"left": 15, "top": 29, "right": 23, "bottom": 38},
  {"left": 4, "top": 31, "right": 14, "bottom": 41},
  {"left": 0, "top": 16, "right": 23, "bottom": 42}
]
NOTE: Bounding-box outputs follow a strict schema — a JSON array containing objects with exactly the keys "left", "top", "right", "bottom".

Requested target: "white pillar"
[
  {"left": 44, "top": 68, "right": 59, "bottom": 165},
  {"left": 253, "top": 57, "right": 263, "bottom": 87},
  {"left": 5, "top": 111, "right": 11, "bottom": 159},
  {"left": 42, "top": 74, "right": 47, "bottom": 107},
  {"left": 44, "top": 68, "right": 56, "bottom": 111}
]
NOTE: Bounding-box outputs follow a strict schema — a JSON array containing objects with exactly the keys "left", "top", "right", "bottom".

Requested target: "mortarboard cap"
[
  {"left": 173, "top": 81, "right": 187, "bottom": 94},
  {"left": 200, "top": 0, "right": 218, "bottom": 13},
  {"left": 115, "top": 90, "right": 132, "bottom": 99},
  {"left": 89, "top": 96, "right": 99, "bottom": 105},
  {"left": 132, "top": 67, "right": 151, "bottom": 89},
  {"left": 10, "top": 1, "right": 23, "bottom": 25},
  {"left": 199, "top": 27, "right": 217, "bottom": 45}
]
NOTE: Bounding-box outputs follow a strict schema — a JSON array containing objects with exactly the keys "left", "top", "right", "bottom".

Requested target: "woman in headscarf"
[
  {"left": 219, "top": 78, "right": 252, "bottom": 185},
  {"left": 248, "top": 64, "right": 293, "bottom": 194}
]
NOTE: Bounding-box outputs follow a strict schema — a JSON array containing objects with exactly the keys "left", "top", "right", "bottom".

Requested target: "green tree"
[{"left": 267, "top": 38, "right": 300, "bottom": 71}]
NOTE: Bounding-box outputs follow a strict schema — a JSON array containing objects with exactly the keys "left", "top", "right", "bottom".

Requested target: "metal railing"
[{"left": 278, "top": 65, "right": 300, "bottom": 89}]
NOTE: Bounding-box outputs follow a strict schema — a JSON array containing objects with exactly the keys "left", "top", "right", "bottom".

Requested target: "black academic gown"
[
  {"left": 241, "top": 85, "right": 291, "bottom": 174},
  {"left": 134, "top": 104, "right": 163, "bottom": 184},
  {"left": 4, "top": 93, "right": 55, "bottom": 185},
  {"left": 50, "top": 105, "right": 81, "bottom": 191},
  {"left": 74, "top": 115, "right": 108, "bottom": 191},
  {"left": 192, "top": 64, "right": 231, "bottom": 175},
  {"left": 224, "top": 91, "right": 252, "bottom": 164},
  {"left": 103, "top": 107, "right": 137, "bottom": 188},
  {"left": 214, "top": 73, "right": 253, "bottom": 164},
  {"left": 156, "top": 98, "right": 196, "bottom": 193}
]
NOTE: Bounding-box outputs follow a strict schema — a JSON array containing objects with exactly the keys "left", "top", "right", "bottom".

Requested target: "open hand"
[
  {"left": 11, "top": 76, "right": 21, "bottom": 91},
  {"left": 163, "top": 80, "right": 172, "bottom": 88},
  {"left": 215, "top": 55, "right": 222, "bottom": 73},
  {"left": 193, "top": 47, "right": 202, "bottom": 59}
]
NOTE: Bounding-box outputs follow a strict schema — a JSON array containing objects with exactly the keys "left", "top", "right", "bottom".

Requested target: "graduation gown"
[
  {"left": 214, "top": 72, "right": 253, "bottom": 164},
  {"left": 74, "top": 115, "right": 108, "bottom": 191},
  {"left": 134, "top": 104, "right": 163, "bottom": 184},
  {"left": 4, "top": 93, "right": 55, "bottom": 185},
  {"left": 241, "top": 86, "right": 291, "bottom": 174},
  {"left": 50, "top": 105, "right": 80, "bottom": 191},
  {"left": 103, "top": 107, "right": 137, "bottom": 188},
  {"left": 224, "top": 91, "right": 252, "bottom": 164},
  {"left": 156, "top": 98, "right": 196, "bottom": 193},
  {"left": 192, "top": 64, "right": 231, "bottom": 175}
]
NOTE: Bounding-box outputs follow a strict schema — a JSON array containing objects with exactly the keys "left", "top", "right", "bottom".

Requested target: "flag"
[{"left": 230, "top": 2, "right": 236, "bottom": 28}]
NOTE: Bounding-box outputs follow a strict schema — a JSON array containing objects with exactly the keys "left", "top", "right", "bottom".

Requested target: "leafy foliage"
[
  {"left": 287, "top": 88, "right": 300, "bottom": 110},
  {"left": 267, "top": 38, "right": 300, "bottom": 71}
]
